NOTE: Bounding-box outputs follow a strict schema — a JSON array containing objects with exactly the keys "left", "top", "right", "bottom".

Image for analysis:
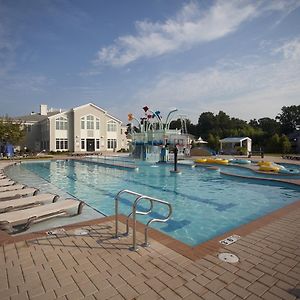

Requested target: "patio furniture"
[
  {"left": 0, "top": 193, "right": 59, "bottom": 213},
  {"left": 0, "top": 188, "right": 38, "bottom": 201},
  {"left": 0, "top": 199, "right": 85, "bottom": 234}
]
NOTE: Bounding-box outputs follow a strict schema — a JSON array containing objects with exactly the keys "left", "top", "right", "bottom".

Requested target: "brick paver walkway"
[{"left": 0, "top": 210, "right": 299, "bottom": 300}]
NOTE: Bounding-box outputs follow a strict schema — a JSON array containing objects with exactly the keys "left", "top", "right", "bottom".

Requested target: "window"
[
  {"left": 96, "top": 118, "right": 100, "bottom": 130},
  {"left": 107, "top": 120, "right": 117, "bottom": 132},
  {"left": 81, "top": 139, "right": 85, "bottom": 150},
  {"left": 96, "top": 139, "right": 100, "bottom": 149},
  {"left": 56, "top": 117, "right": 68, "bottom": 130},
  {"left": 81, "top": 117, "right": 85, "bottom": 129},
  {"left": 26, "top": 124, "right": 32, "bottom": 132},
  {"left": 55, "top": 138, "right": 68, "bottom": 150},
  {"left": 107, "top": 139, "right": 117, "bottom": 149},
  {"left": 87, "top": 115, "right": 94, "bottom": 130}
]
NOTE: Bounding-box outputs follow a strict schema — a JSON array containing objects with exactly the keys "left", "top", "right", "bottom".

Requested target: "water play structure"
[{"left": 128, "top": 106, "right": 191, "bottom": 162}]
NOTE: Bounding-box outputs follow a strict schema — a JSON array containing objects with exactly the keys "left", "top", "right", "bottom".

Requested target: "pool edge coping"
[{"left": 1, "top": 199, "right": 299, "bottom": 262}]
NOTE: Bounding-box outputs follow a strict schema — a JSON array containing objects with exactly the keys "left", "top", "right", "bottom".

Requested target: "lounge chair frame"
[
  {"left": 0, "top": 200, "right": 84, "bottom": 234},
  {"left": 0, "top": 194, "right": 59, "bottom": 213}
]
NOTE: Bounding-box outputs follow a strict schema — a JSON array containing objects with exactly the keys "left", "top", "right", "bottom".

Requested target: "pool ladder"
[{"left": 114, "top": 189, "right": 172, "bottom": 251}]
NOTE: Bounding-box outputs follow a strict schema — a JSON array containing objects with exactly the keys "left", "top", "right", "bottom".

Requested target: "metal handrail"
[
  {"left": 114, "top": 189, "right": 172, "bottom": 251},
  {"left": 114, "top": 189, "right": 142, "bottom": 238},
  {"left": 131, "top": 195, "right": 172, "bottom": 251}
]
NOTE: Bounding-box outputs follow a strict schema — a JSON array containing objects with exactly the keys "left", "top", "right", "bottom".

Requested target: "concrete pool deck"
[{"left": 0, "top": 158, "right": 299, "bottom": 299}]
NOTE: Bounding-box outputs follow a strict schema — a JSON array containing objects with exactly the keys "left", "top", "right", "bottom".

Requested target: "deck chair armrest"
[
  {"left": 77, "top": 201, "right": 85, "bottom": 215},
  {"left": 19, "top": 216, "right": 37, "bottom": 233},
  {"left": 52, "top": 195, "right": 59, "bottom": 203}
]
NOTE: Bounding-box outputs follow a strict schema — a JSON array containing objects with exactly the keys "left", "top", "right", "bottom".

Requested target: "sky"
[{"left": 0, "top": 0, "right": 300, "bottom": 124}]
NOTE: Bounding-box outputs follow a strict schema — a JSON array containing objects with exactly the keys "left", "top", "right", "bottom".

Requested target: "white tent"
[
  {"left": 197, "top": 137, "right": 208, "bottom": 144},
  {"left": 219, "top": 137, "right": 252, "bottom": 155}
]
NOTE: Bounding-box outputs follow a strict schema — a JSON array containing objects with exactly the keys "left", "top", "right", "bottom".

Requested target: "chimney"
[{"left": 40, "top": 104, "right": 48, "bottom": 116}]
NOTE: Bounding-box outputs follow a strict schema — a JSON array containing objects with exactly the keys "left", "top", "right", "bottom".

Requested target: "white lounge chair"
[
  {"left": 0, "top": 184, "right": 26, "bottom": 193},
  {"left": 0, "top": 188, "right": 38, "bottom": 201},
  {"left": 0, "top": 179, "right": 15, "bottom": 187},
  {"left": 0, "top": 193, "right": 59, "bottom": 213},
  {"left": 0, "top": 199, "right": 85, "bottom": 233}
]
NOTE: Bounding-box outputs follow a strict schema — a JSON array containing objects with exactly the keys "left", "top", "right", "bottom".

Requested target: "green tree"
[
  {"left": 279, "top": 135, "right": 291, "bottom": 154},
  {"left": 257, "top": 117, "right": 280, "bottom": 136},
  {"left": 276, "top": 105, "right": 300, "bottom": 134},
  {"left": 266, "top": 133, "right": 281, "bottom": 153},
  {"left": 197, "top": 112, "right": 216, "bottom": 139},
  {"left": 0, "top": 118, "right": 25, "bottom": 145},
  {"left": 207, "top": 133, "right": 220, "bottom": 151}
]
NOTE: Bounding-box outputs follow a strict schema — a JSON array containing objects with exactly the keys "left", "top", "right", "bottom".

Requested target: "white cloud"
[
  {"left": 133, "top": 38, "right": 300, "bottom": 122},
  {"left": 95, "top": 0, "right": 300, "bottom": 67},
  {"left": 273, "top": 38, "right": 300, "bottom": 60}
]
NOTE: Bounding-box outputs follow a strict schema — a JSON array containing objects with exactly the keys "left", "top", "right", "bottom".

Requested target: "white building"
[{"left": 16, "top": 103, "right": 128, "bottom": 153}]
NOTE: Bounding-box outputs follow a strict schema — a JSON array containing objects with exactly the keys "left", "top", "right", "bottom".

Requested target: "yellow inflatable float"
[
  {"left": 195, "top": 158, "right": 229, "bottom": 165},
  {"left": 257, "top": 161, "right": 280, "bottom": 172},
  {"left": 195, "top": 158, "right": 207, "bottom": 163},
  {"left": 257, "top": 161, "right": 272, "bottom": 167},
  {"left": 207, "top": 158, "right": 229, "bottom": 165}
]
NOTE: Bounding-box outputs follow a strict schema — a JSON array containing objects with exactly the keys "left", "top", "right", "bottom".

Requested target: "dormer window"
[{"left": 55, "top": 116, "right": 68, "bottom": 130}]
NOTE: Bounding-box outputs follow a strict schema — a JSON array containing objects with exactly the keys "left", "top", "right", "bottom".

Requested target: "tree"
[
  {"left": 276, "top": 105, "right": 300, "bottom": 134},
  {"left": 207, "top": 133, "right": 220, "bottom": 151},
  {"left": 257, "top": 118, "right": 280, "bottom": 136},
  {"left": 266, "top": 133, "right": 280, "bottom": 153},
  {"left": 197, "top": 112, "right": 216, "bottom": 139},
  {"left": 279, "top": 135, "right": 291, "bottom": 154},
  {"left": 0, "top": 118, "right": 25, "bottom": 145}
]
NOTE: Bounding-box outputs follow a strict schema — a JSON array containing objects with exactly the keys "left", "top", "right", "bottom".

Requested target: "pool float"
[
  {"left": 206, "top": 158, "right": 229, "bottom": 165},
  {"left": 274, "top": 164, "right": 300, "bottom": 174},
  {"left": 258, "top": 165, "right": 280, "bottom": 172},
  {"left": 195, "top": 158, "right": 207, "bottom": 163},
  {"left": 257, "top": 161, "right": 272, "bottom": 166},
  {"left": 232, "top": 159, "right": 251, "bottom": 164}
]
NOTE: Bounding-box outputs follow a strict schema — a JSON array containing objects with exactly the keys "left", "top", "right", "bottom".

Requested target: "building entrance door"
[{"left": 86, "top": 139, "right": 95, "bottom": 152}]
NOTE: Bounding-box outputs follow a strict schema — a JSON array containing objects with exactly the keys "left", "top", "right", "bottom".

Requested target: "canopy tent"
[
  {"left": 197, "top": 137, "right": 208, "bottom": 144},
  {"left": 219, "top": 137, "right": 252, "bottom": 155}
]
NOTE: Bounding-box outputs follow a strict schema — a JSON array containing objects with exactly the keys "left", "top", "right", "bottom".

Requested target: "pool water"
[{"left": 7, "top": 160, "right": 300, "bottom": 246}]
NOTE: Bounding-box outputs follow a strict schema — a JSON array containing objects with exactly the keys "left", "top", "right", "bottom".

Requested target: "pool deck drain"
[{"left": 0, "top": 159, "right": 299, "bottom": 299}]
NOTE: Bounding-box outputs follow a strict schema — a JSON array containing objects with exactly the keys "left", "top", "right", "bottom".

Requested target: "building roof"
[
  {"left": 219, "top": 137, "right": 251, "bottom": 143},
  {"left": 14, "top": 111, "right": 60, "bottom": 123},
  {"left": 13, "top": 103, "right": 122, "bottom": 124},
  {"left": 73, "top": 103, "right": 122, "bottom": 123}
]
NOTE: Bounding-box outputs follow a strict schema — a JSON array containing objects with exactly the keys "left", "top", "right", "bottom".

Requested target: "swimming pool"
[{"left": 7, "top": 160, "right": 300, "bottom": 246}]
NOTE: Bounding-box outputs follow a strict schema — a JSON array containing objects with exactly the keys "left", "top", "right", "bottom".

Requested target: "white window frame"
[
  {"left": 107, "top": 139, "right": 117, "bottom": 149},
  {"left": 107, "top": 120, "right": 117, "bottom": 132},
  {"left": 81, "top": 117, "right": 85, "bottom": 129},
  {"left": 87, "top": 115, "right": 94, "bottom": 130},
  {"left": 56, "top": 117, "right": 68, "bottom": 130},
  {"left": 55, "top": 138, "right": 68, "bottom": 150},
  {"left": 96, "top": 118, "right": 100, "bottom": 130},
  {"left": 81, "top": 139, "right": 85, "bottom": 150}
]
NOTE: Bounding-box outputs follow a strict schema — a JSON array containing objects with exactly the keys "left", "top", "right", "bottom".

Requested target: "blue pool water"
[{"left": 7, "top": 160, "right": 300, "bottom": 246}]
